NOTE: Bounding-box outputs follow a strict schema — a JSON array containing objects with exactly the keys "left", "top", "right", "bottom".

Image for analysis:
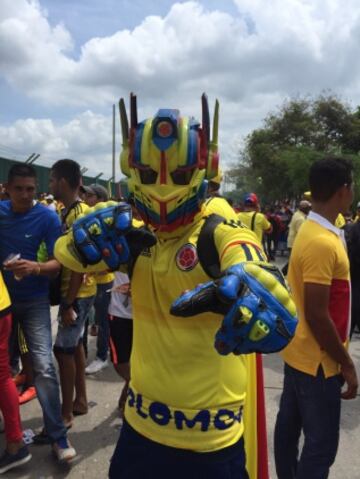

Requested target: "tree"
[{"left": 233, "top": 94, "right": 360, "bottom": 203}]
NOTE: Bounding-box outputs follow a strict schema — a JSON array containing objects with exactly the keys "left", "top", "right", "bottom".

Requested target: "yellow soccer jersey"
[
  {"left": 237, "top": 211, "right": 271, "bottom": 243},
  {"left": 126, "top": 215, "right": 267, "bottom": 452},
  {"left": 0, "top": 271, "right": 11, "bottom": 315},
  {"left": 282, "top": 215, "right": 350, "bottom": 377},
  {"left": 204, "top": 196, "right": 238, "bottom": 221},
  {"left": 95, "top": 271, "right": 115, "bottom": 285},
  {"left": 204, "top": 198, "right": 266, "bottom": 476},
  {"left": 335, "top": 213, "right": 346, "bottom": 229},
  {"left": 61, "top": 201, "right": 96, "bottom": 298}
]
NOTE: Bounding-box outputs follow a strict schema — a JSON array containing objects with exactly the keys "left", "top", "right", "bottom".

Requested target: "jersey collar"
[{"left": 308, "top": 211, "right": 345, "bottom": 245}]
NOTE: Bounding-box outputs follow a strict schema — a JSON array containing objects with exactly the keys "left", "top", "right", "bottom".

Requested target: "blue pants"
[
  {"left": 54, "top": 296, "right": 94, "bottom": 354},
  {"left": 109, "top": 420, "right": 249, "bottom": 479},
  {"left": 94, "top": 282, "right": 113, "bottom": 361},
  {"left": 274, "top": 363, "right": 341, "bottom": 479},
  {"left": 11, "top": 297, "right": 67, "bottom": 443}
]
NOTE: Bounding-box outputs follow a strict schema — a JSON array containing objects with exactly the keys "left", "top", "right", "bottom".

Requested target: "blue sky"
[
  {"left": 41, "top": 0, "right": 239, "bottom": 52},
  {"left": 1, "top": 0, "right": 360, "bottom": 179}
]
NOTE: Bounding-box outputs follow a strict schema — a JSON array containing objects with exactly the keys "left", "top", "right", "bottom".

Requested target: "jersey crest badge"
[{"left": 176, "top": 243, "right": 199, "bottom": 271}]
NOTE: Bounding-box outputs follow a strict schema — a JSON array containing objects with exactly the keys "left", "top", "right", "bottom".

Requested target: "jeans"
[
  {"left": 54, "top": 296, "right": 94, "bottom": 354},
  {"left": 94, "top": 282, "right": 113, "bottom": 361},
  {"left": 274, "top": 363, "right": 341, "bottom": 479},
  {"left": 11, "top": 297, "right": 67, "bottom": 443},
  {"left": 109, "top": 420, "right": 249, "bottom": 479}
]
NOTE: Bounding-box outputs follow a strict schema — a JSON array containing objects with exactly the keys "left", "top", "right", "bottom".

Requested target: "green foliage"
[{"left": 232, "top": 94, "right": 360, "bottom": 203}]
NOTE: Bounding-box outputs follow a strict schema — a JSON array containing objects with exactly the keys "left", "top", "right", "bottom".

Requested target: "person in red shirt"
[{"left": 0, "top": 272, "right": 31, "bottom": 474}]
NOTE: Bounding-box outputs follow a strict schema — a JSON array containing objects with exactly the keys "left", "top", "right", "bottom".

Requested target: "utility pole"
[{"left": 112, "top": 104, "right": 116, "bottom": 198}]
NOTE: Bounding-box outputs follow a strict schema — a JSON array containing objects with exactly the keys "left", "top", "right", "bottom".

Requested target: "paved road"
[{"left": 2, "top": 258, "right": 360, "bottom": 478}]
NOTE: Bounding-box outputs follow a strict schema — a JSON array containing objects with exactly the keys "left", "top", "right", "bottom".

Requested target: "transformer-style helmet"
[{"left": 119, "top": 93, "right": 219, "bottom": 232}]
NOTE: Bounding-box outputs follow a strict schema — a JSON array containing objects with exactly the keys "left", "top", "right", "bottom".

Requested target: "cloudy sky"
[{"left": 1, "top": 0, "right": 360, "bottom": 180}]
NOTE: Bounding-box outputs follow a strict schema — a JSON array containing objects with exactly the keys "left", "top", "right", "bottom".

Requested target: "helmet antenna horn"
[
  {"left": 119, "top": 98, "right": 129, "bottom": 147},
  {"left": 130, "top": 92, "right": 138, "bottom": 129},
  {"left": 211, "top": 99, "right": 219, "bottom": 149},
  {"left": 201, "top": 93, "right": 210, "bottom": 145}
]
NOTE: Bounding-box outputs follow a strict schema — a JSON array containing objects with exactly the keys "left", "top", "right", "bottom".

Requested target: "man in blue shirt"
[{"left": 0, "top": 163, "right": 76, "bottom": 463}]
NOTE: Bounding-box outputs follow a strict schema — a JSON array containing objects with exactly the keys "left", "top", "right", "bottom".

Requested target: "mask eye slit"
[
  {"left": 170, "top": 169, "right": 194, "bottom": 185},
  {"left": 138, "top": 168, "right": 158, "bottom": 184}
]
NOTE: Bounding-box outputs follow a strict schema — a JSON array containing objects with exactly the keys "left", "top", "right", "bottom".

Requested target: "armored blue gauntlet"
[
  {"left": 171, "top": 262, "right": 298, "bottom": 355},
  {"left": 73, "top": 202, "right": 132, "bottom": 270},
  {"left": 57, "top": 202, "right": 157, "bottom": 272}
]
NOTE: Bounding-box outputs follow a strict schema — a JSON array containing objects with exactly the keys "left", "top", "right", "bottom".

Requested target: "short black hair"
[
  {"left": 8, "top": 163, "right": 36, "bottom": 183},
  {"left": 208, "top": 180, "right": 221, "bottom": 192},
  {"left": 309, "top": 157, "right": 353, "bottom": 202},
  {"left": 51, "top": 159, "right": 81, "bottom": 190}
]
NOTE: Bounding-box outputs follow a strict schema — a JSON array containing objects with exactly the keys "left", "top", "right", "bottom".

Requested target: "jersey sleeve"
[
  {"left": 301, "top": 235, "right": 336, "bottom": 285},
  {"left": 213, "top": 221, "right": 268, "bottom": 271},
  {"left": 44, "top": 211, "right": 62, "bottom": 257},
  {"left": 261, "top": 214, "right": 272, "bottom": 231},
  {"left": 204, "top": 197, "right": 238, "bottom": 221}
]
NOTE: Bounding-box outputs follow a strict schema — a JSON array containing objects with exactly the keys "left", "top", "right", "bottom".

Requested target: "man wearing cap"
[
  {"left": 287, "top": 200, "right": 312, "bottom": 249},
  {"left": 82, "top": 184, "right": 115, "bottom": 374},
  {"left": 80, "top": 184, "right": 109, "bottom": 207},
  {"left": 282, "top": 200, "right": 311, "bottom": 275},
  {"left": 237, "top": 193, "right": 272, "bottom": 243}
]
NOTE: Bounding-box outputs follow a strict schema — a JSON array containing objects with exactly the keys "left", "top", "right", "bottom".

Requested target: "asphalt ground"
[{"left": 1, "top": 256, "right": 359, "bottom": 478}]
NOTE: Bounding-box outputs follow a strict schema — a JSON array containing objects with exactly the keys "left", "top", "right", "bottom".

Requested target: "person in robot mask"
[{"left": 55, "top": 93, "right": 297, "bottom": 479}]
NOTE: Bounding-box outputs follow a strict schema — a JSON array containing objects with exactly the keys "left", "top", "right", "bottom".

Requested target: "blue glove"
[
  {"left": 72, "top": 202, "right": 132, "bottom": 270},
  {"left": 171, "top": 262, "right": 298, "bottom": 355},
  {"left": 71, "top": 202, "right": 156, "bottom": 271}
]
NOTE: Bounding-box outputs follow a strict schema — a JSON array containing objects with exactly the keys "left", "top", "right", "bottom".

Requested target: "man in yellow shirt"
[
  {"left": 287, "top": 201, "right": 311, "bottom": 249},
  {"left": 274, "top": 157, "right": 358, "bottom": 478},
  {"left": 238, "top": 193, "right": 272, "bottom": 243},
  {"left": 50, "top": 160, "right": 96, "bottom": 427},
  {"left": 55, "top": 95, "right": 297, "bottom": 479},
  {"left": 282, "top": 200, "right": 311, "bottom": 275}
]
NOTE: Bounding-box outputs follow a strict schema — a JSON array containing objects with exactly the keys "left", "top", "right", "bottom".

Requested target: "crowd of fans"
[
  {"left": 0, "top": 161, "right": 133, "bottom": 473},
  {"left": 0, "top": 157, "right": 358, "bottom": 477}
]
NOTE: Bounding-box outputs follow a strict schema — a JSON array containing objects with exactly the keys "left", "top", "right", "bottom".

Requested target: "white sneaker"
[
  {"left": 85, "top": 358, "right": 108, "bottom": 375},
  {"left": 52, "top": 438, "right": 76, "bottom": 463}
]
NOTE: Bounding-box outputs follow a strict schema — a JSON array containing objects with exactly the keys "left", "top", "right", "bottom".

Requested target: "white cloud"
[
  {"left": 0, "top": 111, "right": 114, "bottom": 177},
  {"left": 1, "top": 0, "right": 360, "bottom": 174}
]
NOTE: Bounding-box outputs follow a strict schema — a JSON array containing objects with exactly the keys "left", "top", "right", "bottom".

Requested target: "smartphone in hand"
[{"left": 3, "top": 253, "right": 21, "bottom": 266}]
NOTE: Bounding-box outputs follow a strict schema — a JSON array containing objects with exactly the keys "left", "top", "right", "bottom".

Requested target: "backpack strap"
[
  {"left": 250, "top": 211, "right": 258, "bottom": 232},
  {"left": 61, "top": 200, "right": 82, "bottom": 228},
  {"left": 197, "top": 214, "right": 225, "bottom": 279}
]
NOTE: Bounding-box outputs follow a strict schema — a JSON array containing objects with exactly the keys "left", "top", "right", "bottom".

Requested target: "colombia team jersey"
[
  {"left": 126, "top": 213, "right": 266, "bottom": 452},
  {"left": 237, "top": 211, "right": 271, "bottom": 243},
  {"left": 282, "top": 212, "right": 350, "bottom": 378},
  {"left": 60, "top": 201, "right": 96, "bottom": 298},
  {"left": 0, "top": 271, "right": 11, "bottom": 316}
]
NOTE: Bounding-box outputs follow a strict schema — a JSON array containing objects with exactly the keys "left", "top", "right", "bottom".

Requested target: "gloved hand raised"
[
  {"left": 72, "top": 202, "right": 132, "bottom": 270},
  {"left": 170, "top": 262, "right": 297, "bottom": 355},
  {"left": 55, "top": 201, "right": 157, "bottom": 272}
]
